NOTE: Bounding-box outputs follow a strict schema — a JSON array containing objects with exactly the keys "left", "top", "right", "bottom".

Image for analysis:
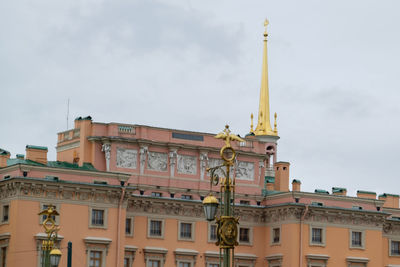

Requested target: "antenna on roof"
[{"left": 67, "top": 98, "right": 70, "bottom": 130}]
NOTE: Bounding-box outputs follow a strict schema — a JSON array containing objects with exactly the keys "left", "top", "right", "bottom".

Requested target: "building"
[{"left": 1, "top": 20, "right": 400, "bottom": 267}]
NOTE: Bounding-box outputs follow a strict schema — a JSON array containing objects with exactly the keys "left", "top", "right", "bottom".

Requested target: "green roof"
[
  {"left": 0, "top": 148, "right": 10, "bottom": 156},
  {"left": 16, "top": 154, "right": 24, "bottom": 159},
  {"left": 6, "top": 158, "right": 96, "bottom": 171},
  {"left": 332, "top": 187, "right": 347, "bottom": 193},
  {"left": 379, "top": 193, "right": 400, "bottom": 198},
  {"left": 262, "top": 189, "right": 282, "bottom": 196},
  {"left": 265, "top": 176, "right": 275, "bottom": 183},
  {"left": 292, "top": 179, "right": 301, "bottom": 184},
  {"left": 357, "top": 190, "right": 376, "bottom": 195},
  {"left": 26, "top": 145, "right": 48, "bottom": 151},
  {"left": 315, "top": 189, "right": 329, "bottom": 194}
]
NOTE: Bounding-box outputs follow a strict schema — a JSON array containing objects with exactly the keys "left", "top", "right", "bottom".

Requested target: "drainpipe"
[
  {"left": 299, "top": 205, "right": 309, "bottom": 267},
  {"left": 116, "top": 183, "right": 126, "bottom": 267}
]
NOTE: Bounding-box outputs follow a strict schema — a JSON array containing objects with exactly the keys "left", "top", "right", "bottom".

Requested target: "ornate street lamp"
[
  {"left": 38, "top": 205, "right": 62, "bottom": 267},
  {"left": 203, "top": 125, "right": 244, "bottom": 267}
]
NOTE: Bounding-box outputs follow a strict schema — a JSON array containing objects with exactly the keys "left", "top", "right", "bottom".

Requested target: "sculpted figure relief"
[
  {"left": 235, "top": 161, "right": 255, "bottom": 181},
  {"left": 177, "top": 154, "right": 197, "bottom": 175},
  {"left": 116, "top": 148, "right": 137, "bottom": 169},
  {"left": 147, "top": 151, "right": 168, "bottom": 172}
]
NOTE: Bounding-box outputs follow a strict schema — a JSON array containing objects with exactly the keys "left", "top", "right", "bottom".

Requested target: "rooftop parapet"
[
  {"left": 0, "top": 148, "right": 11, "bottom": 168},
  {"left": 26, "top": 145, "right": 48, "bottom": 165},
  {"left": 379, "top": 193, "right": 400, "bottom": 209},
  {"left": 292, "top": 179, "right": 301, "bottom": 192},
  {"left": 332, "top": 187, "right": 347, "bottom": 196},
  {"left": 357, "top": 190, "right": 376, "bottom": 200}
]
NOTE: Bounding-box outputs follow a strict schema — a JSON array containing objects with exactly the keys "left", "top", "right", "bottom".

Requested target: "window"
[
  {"left": 209, "top": 224, "right": 217, "bottom": 242},
  {"left": 239, "top": 227, "right": 250, "bottom": 243},
  {"left": 151, "top": 192, "right": 162, "bottom": 197},
  {"left": 92, "top": 209, "right": 104, "bottom": 226},
  {"left": 148, "top": 219, "right": 164, "bottom": 238},
  {"left": 147, "top": 259, "right": 160, "bottom": 267},
  {"left": 208, "top": 264, "right": 219, "bottom": 267},
  {"left": 391, "top": 240, "right": 400, "bottom": 256},
  {"left": 240, "top": 200, "right": 250, "bottom": 205},
  {"left": 124, "top": 257, "right": 130, "bottom": 267},
  {"left": 349, "top": 229, "right": 364, "bottom": 249},
  {"left": 178, "top": 262, "right": 191, "bottom": 267},
  {"left": 150, "top": 220, "right": 162, "bottom": 236},
  {"left": 2, "top": 205, "right": 9, "bottom": 223},
  {"left": 272, "top": 227, "right": 280, "bottom": 244},
  {"left": 39, "top": 203, "right": 60, "bottom": 225},
  {"left": 309, "top": 225, "right": 325, "bottom": 246},
  {"left": 89, "top": 207, "right": 108, "bottom": 228},
  {"left": 0, "top": 247, "right": 6, "bottom": 267},
  {"left": 179, "top": 222, "right": 194, "bottom": 241},
  {"left": 181, "top": 195, "right": 192, "bottom": 200},
  {"left": 89, "top": 251, "right": 102, "bottom": 267},
  {"left": 126, "top": 217, "right": 134, "bottom": 236}
]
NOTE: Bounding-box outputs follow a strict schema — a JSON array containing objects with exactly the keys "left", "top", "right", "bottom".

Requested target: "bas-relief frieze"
[
  {"left": 147, "top": 152, "right": 168, "bottom": 172},
  {"left": 116, "top": 148, "right": 138, "bottom": 169},
  {"left": 208, "top": 158, "right": 225, "bottom": 177},
  {"left": 177, "top": 155, "right": 197, "bottom": 175},
  {"left": 235, "top": 161, "right": 255, "bottom": 181}
]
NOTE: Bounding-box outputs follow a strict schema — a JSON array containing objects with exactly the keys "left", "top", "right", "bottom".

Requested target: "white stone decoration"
[
  {"left": 139, "top": 146, "right": 148, "bottom": 174},
  {"left": 208, "top": 158, "right": 225, "bottom": 178},
  {"left": 169, "top": 149, "right": 177, "bottom": 177},
  {"left": 147, "top": 151, "right": 168, "bottom": 172},
  {"left": 199, "top": 152, "right": 208, "bottom": 180},
  {"left": 259, "top": 160, "right": 265, "bottom": 183},
  {"left": 235, "top": 161, "right": 255, "bottom": 181},
  {"left": 101, "top": 143, "right": 111, "bottom": 171},
  {"left": 116, "top": 148, "right": 137, "bottom": 169},
  {"left": 177, "top": 154, "right": 197, "bottom": 175}
]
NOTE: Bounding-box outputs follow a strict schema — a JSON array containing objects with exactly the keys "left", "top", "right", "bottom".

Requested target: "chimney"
[
  {"left": 0, "top": 149, "right": 10, "bottom": 168},
  {"left": 292, "top": 179, "right": 301, "bottom": 192},
  {"left": 379, "top": 193, "right": 400, "bottom": 209},
  {"left": 332, "top": 187, "right": 347, "bottom": 196},
  {"left": 274, "top": 162, "right": 290, "bottom": 192},
  {"left": 26, "top": 145, "right": 48, "bottom": 165},
  {"left": 357, "top": 190, "right": 376, "bottom": 200},
  {"left": 266, "top": 182, "right": 274, "bottom": 191}
]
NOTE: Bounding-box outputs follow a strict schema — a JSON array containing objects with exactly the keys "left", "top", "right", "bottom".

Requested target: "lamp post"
[
  {"left": 203, "top": 125, "right": 244, "bottom": 267},
  {"left": 38, "top": 205, "right": 62, "bottom": 267}
]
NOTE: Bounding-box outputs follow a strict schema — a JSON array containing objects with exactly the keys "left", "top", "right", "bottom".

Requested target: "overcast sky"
[{"left": 1, "top": 0, "right": 400, "bottom": 196}]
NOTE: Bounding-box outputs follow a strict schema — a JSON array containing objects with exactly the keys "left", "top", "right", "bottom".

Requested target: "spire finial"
[
  {"left": 264, "top": 19, "right": 269, "bottom": 38},
  {"left": 273, "top": 112, "right": 278, "bottom": 134}
]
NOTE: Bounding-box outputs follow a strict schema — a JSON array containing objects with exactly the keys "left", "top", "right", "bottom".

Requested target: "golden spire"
[
  {"left": 273, "top": 112, "right": 278, "bottom": 134},
  {"left": 254, "top": 19, "right": 277, "bottom": 136},
  {"left": 250, "top": 113, "right": 254, "bottom": 133}
]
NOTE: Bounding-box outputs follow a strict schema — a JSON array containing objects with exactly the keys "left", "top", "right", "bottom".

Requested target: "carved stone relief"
[
  {"left": 116, "top": 148, "right": 138, "bottom": 169},
  {"left": 235, "top": 161, "right": 255, "bottom": 181},
  {"left": 101, "top": 143, "right": 111, "bottom": 171},
  {"left": 208, "top": 158, "right": 225, "bottom": 178},
  {"left": 147, "top": 152, "right": 168, "bottom": 172},
  {"left": 199, "top": 152, "right": 208, "bottom": 180},
  {"left": 139, "top": 146, "right": 148, "bottom": 174},
  {"left": 177, "top": 154, "right": 197, "bottom": 175},
  {"left": 169, "top": 149, "right": 177, "bottom": 177}
]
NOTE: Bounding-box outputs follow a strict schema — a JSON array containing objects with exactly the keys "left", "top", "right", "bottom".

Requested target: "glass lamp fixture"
[
  {"left": 203, "top": 194, "right": 219, "bottom": 221},
  {"left": 49, "top": 248, "right": 62, "bottom": 267}
]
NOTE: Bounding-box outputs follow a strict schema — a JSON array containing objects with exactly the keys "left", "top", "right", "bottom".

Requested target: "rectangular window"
[
  {"left": 180, "top": 223, "right": 192, "bottom": 239},
  {"left": 150, "top": 220, "right": 162, "bottom": 236},
  {"left": 125, "top": 217, "right": 133, "bottom": 235},
  {"left": 89, "top": 251, "right": 102, "bottom": 267},
  {"left": 1, "top": 247, "right": 6, "bottom": 267},
  {"left": 179, "top": 262, "right": 191, "bottom": 267},
  {"left": 2, "top": 205, "right": 9, "bottom": 222},
  {"left": 151, "top": 192, "right": 162, "bottom": 197},
  {"left": 272, "top": 228, "right": 280, "bottom": 243},
  {"left": 208, "top": 264, "right": 219, "bottom": 267},
  {"left": 181, "top": 195, "right": 192, "bottom": 200},
  {"left": 312, "top": 228, "right": 322, "bottom": 243},
  {"left": 41, "top": 204, "right": 56, "bottom": 222},
  {"left": 392, "top": 240, "right": 400, "bottom": 256},
  {"left": 210, "top": 224, "right": 217, "bottom": 241},
  {"left": 352, "top": 231, "right": 362, "bottom": 247},
  {"left": 148, "top": 259, "right": 160, "bottom": 267},
  {"left": 91, "top": 209, "right": 104, "bottom": 226},
  {"left": 239, "top": 228, "right": 250, "bottom": 243},
  {"left": 240, "top": 200, "right": 250, "bottom": 205}
]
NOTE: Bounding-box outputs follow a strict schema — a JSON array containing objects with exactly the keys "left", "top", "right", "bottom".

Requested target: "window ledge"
[{"left": 84, "top": 237, "right": 112, "bottom": 245}]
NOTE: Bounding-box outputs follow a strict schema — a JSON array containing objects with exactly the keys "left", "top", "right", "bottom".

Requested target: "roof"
[
  {"left": 357, "top": 190, "right": 376, "bottom": 195},
  {"left": 26, "top": 145, "right": 48, "bottom": 151},
  {"left": 6, "top": 158, "right": 97, "bottom": 171},
  {"left": 0, "top": 148, "right": 10, "bottom": 156}
]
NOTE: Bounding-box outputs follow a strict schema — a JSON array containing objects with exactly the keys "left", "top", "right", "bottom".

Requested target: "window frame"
[
  {"left": 208, "top": 223, "right": 218, "bottom": 243},
  {"left": 309, "top": 224, "right": 326, "bottom": 247},
  {"left": 178, "top": 221, "right": 195, "bottom": 241},
  {"left": 125, "top": 216, "right": 134, "bottom": 237},
  {"left": 1, "top": 204, "right": 9, "bottom": 224},
  {"left": 147, "top": 218, "right": 165, "bottom": 239},
  {"left": 270, "top": 226, "right": 281, "bottom": 245},
  {"left": 349, "top": 229, "right": 365, "bottom": 249},
  {"left": 389, "top": 239, "right": 400, "bottom": 257},
  {"left": 39, "top": 203, "right": 60, "bottom": 225},
  {"left": 89, "top": 207, "right": 108, "bottom": 229},
  {"left": 238, "top": 226, "right": 253, "bottom": 246}
]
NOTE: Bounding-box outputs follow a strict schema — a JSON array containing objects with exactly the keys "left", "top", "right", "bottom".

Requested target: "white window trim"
[
  {"left": 305, "top": 254, "right": 329, "bottom": 267},
  {"left": 147, "top": 218, "right": 165, "bottom": 239},
  {"left": 309, "top": 224, "right": 326, "bottom": 247},
  {"left": 346, "top": 256, "right": 369, "bottom": 266},
  {"left": 89, "top": 207, "right": 108, "bottom": 229},
  {"left": 87, "top": 249, "right": 106, "bottom": 267},
  {"left": 389, "top": 238, "right": 400, "bottom": 257},
  {"left": 125, "top": 216, "right": 134, "bottom": 237},
  {"left": 39, "top": 203, "right": 60, "bottom": 225},
  {"left": 35, "top": 233, "right": 63, "bottom": 267},
  {"left": 270, "top": 225, "right": 281, "bottom": 245},
  {"left": 178, "top": 221, "right": 195, "bottom": 242},
  {"left": 208, "top": 222, "right": 218, "bottom": 243},
  {"left": 349, "top": 229, "right": 365, "bottom": 250},
  {"left": 0, "top": 233, "right": 10, "bottom": 267},
  {"left": 238, "top": 226, "right": 253, "bottom": 246},
  {"left": 143, "top": 247, "right": 168, "bottom": 267},
  {"left": 124, "top": 245, "right": 137, "bottom": 267}
]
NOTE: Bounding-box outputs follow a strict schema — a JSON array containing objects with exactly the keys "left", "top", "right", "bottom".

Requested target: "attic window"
[
  {"left": 3, "top": 175, "right": 10, "bottom": 180},
  {"left": 240, "top": 200, "right": 250, "bottom": 205},
  {"left": 352, "top": 206, "right": 363, "bottom": 210},
  {"left": 311, "top": 202, "right": 324, "bottom": 207},
  {"left": 93, "top": 180, "right": 108, "bottom": 185},
  {"left": 283, "top": 167, "right": 287, "bottom": 170}
]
